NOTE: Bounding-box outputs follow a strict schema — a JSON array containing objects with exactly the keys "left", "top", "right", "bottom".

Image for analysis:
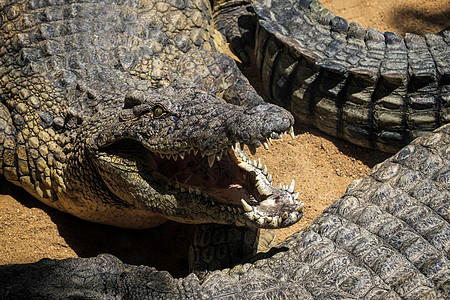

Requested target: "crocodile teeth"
[
  {"left": 172, "top": 154, "right": 178, "bottom": 161},
  {"left": 294, "top": 192, "right": 299, "bottom": 200},
  {"left": 188, "top": 187, "right": 194, "bottom": 194},
  {"left": 179, "top": 152, "right": 185, "bottom": 160},
  {"left": 193, "top": 148, "right": 199, "bottom": 155},
  {"left": 288, "top": 179, "right": 295, "bottom": 193},
  {"left": 263, "top": 165, "right": 268, "bottom": 175},
  {"left": 255, "top": 216, "right": 264, "bottom": 226},
  {"left": 282, "top": 212, "right": 288, "bottom": 219},
  {"left": 289, "top": 126, "right": 295, "bottom": 140},
  {"left": 235, "top": 142, "right": 241, "bottom": 150},
  {"left": 296, "top": 203, "right": 304, "bottom": 212},
  {"left": 195, "top": 188, "right": 201, "bottom": 195},
  {"left": 263, "top": 141, "right": 269, "bottom": 150},
  {"left": 248, "top": 144, "right": 256, "bottom": 154},
  {"left": 216, "top": 151, "right": 223, "bottom": 161},
  {"left": 241, "top": 199, "right": 253, "bottom": 212},
  {"left": 208, "top": 155, "right": 215, "bottom": 168},
  {"left": 268, "top": 137, "right": 272, "bottom": 144},
  {"left": 290, "top": 213, "right": 298, "bottom": 222},
  {"left": 257, "top": 158, "right": 263, "bottom": 169},
  {"left": 268, "top": 174, "right": 272, "bottom": 183}
]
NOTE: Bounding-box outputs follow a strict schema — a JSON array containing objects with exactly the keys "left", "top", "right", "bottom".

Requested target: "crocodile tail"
[{"left": 253, "top": 0, "right": 450, "bottom": 152}]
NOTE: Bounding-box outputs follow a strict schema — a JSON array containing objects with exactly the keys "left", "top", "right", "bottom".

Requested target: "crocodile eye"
[{"left": 152, "top": 104, "right": 166, "bottom": 118}]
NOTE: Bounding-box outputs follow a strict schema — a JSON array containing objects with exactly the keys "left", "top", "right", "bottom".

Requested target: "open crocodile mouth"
[{"left": 97, "top": 127, "right": 303, "bottom": 229}]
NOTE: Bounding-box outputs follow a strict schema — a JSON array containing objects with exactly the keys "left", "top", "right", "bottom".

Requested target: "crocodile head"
[{"left": 71, "top": 82, "right": 302, "bottom": 229}]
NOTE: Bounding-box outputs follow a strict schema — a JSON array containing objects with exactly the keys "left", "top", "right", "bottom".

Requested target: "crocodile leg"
[
  {"left": 189, "top": 224, "right": 259, "bottom": 277},
  {"left": 212, "top": 0, "right": 256, "bottom": 64}
]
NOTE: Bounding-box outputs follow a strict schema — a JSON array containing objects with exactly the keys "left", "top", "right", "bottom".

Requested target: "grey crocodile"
[
  {"left": 0, "top": 0, "right": 449, "bottom": 299},
  {"left": 215, "top": 0, "right": 450, "bottom": 153}
]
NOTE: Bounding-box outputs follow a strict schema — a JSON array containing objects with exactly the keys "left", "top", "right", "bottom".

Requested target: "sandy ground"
[{"left": 0, "top": 0, "right": 449, "bottom": 277}]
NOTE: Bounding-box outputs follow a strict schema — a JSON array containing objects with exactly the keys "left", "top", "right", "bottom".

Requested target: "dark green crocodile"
[{"left": 0, "top": 0, "right": 449, "bottom": 299}]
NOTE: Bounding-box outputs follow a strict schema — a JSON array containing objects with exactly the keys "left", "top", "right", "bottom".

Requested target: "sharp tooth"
[
  {"left": 268, "top": 174, "right": 272, "bottom": 182},
  {"left": 263, "top": 165, "right": 268, "bottom": 175},
  {"left": 253, "top": 160, "right": 257, "bottom": 166},
  {"left": 283, "top": 185, "right": 287, "bottom": 190},
  {"left": 289, "top": 126, "right": 295, "bottom": 140},
  {"left": 266, "top": 216, "right": 272, "bottom": 223},
  {"left": 180, "top": 187, "right": 186, "bottom": 192},
  {"left": 235, "top": 142, "right": 240, "bottom": 150},
  {"left": 227, "top": 206, "right": 232, "bottom": 212},
  {"left": 270, "top": 216, "right": 279, "bottom": 227},
  {"left": 256, "top": 216, "right": 264, "bottom": 226},
  {"left": 291, "top": 213, "right": 298, "bottom": 222},
  {"left": 278, "top": 183, "right": 282, "bottom": 189},
  {"left": 282, "top": 212, "right": 288, "bottom": 219},
  {"left": 172, "top": 154, "right": 178, "bottom": 161},
  {"left": 208, "top": 155, "right": 215, "bottom": 168},
  {"left": 216, "top": 151, "right": 222, "bottom": 161},
  {"left": 188, "top": 187, "right": 193, "bottom": 194},
  {"left": 294, "top": 192, "right": 299, "bottom": 200},
  {"left": 296, "top": 203, "right": 304, "bottom": 212},
  {"left": 268, "top": 137, "right": 272, "bottom": 144},
  {"left": 195, "top": 188, "right": 201, "bottom": 195},
  {"left": 257, "top": 158, "right": 263, "bottom": 169},
  {"left": 241, "top": 199, "right": 253, "bottom": 212},
  {"left": 263, "top": 141, "right": 269, "bottom": 150},
  {"left": 233, "top": 207, "right": 237, "bottom": 213},
  {"left": 194, "top": 149, "right": 199, "bottom": 155},
  {"left": 179, "top": 152, "right": 185, "bottom": 160},
  {"left": 160, "top": 153, "right": 164, "bottom": 159},
  {"left": 288, "top": 179, "right": 295, "bottom": 193},
  {"left": 201, "top": 152, "right": 205, "bottom": 158},
  {"left": 248, "top": 144, "right": 256, "bottom": 154}
]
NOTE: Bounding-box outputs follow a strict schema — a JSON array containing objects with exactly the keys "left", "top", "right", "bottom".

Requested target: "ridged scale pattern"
[
  {"left": 1, "top": 125, "right": 448, "bottom": 299},
  {"left": 253, "top": 0, "right": 450, "bottom": 152}
]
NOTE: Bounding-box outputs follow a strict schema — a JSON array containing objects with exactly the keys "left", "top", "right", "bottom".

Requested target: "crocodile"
[
  {"left": 0, "top": 0, "right": 302, "bottom": 231},
  {"left": 214, "top": 0, "right": 450, "bottom": 153},
  {"left": 0, "top": 0, "right": 449, "bottom": 299}
]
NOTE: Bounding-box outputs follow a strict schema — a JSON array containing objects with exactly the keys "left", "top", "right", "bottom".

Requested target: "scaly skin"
[
  {"left": 0, "top": 0, "right": 302, "bottom": 229},
  {"left": 1, "top": 124, "right": 449, "bottom": 299},
  {"left": 215, "top": 0, "right": 450, "bottom": 152},
  {"left": 0, "top": 0, "right": 449, "bottom": 299}
]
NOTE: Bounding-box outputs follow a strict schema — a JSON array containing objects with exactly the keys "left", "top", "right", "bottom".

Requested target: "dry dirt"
[{"left": 1, "top": 0, "right": 449, "bottom": 277}]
